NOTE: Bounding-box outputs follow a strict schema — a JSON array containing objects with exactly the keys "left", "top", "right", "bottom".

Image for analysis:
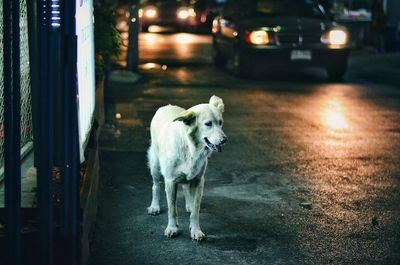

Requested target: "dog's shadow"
[{"left": 146, "top": 187, "right": 293, "bottom": 255}]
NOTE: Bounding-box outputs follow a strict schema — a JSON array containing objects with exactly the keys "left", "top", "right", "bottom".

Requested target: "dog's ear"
[
  {"left": 173, "top": 111, "right": 196, "bottom": 125},
  {"left": 209, "top": 95, "right": 224, "bottom": 113}
]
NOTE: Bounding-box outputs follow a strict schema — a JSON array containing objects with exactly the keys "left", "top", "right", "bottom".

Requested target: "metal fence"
[
  {"left": 0, "top": 0, "right": 3, "bottom": 174},
  {"left": 3, "top": 1, "right": 82, "bottom": 263},
  {"left": 0, "top": 0, "right": 33, "bottom": 178}
]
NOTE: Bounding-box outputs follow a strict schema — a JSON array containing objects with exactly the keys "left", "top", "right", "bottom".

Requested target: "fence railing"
[
  {"left": 0, "top": 0, "right": 33, "bottom": 181},
  {"left": 2, "top": 1, "right": 81, "bottom": 264}
]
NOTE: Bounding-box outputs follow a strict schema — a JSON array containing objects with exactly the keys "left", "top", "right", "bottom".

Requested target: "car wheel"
[
  {"left": 213, "top": 47, "right": 227, "bottom": 69},
  {"left": 326, "top": 60, "right": 348, "bottom": 81},
  {"left": 232, "top": 52, "right": 248, "bottom": 78}
]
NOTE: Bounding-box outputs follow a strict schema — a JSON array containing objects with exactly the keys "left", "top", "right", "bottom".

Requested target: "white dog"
[{"left": 147, "top": 95, "right": 227, "bottom": 241}]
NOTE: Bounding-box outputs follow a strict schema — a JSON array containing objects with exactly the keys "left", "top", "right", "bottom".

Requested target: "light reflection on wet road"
[
  {"left": 93, "top": 32, "right": 400, "bottom": 265},
  {"left": 321, "top": 98, "right": 350, "bottom": 132},
  {"left": 140, "top": 32, "right": 212, "bottom": 64}
]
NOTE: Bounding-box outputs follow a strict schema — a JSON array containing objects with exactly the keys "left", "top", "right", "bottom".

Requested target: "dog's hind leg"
[
  {"left": 147, "top": 146, "right": 162, "bottom": 215},
  {"left": 182, "top": 184, "right": 193, "bottom": 213}
]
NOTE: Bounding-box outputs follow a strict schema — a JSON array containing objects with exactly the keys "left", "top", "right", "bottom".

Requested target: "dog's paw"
[
  {"left": 190, "top": 228, "right": 205, "bottom": 241},
  {"left": 164, "top": 226, "right": 180, "bottom": 238},
  {"left": 147, "top": 206, "right": 160, "bottom": 215},
  {"left": 185, "top": 204, "right": 192, "bottom": 213}
]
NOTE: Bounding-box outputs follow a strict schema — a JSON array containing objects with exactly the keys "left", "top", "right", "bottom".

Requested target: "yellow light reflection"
[
  {"left": 321, "top": 99, "right": 349, "bottom": 133},
  {"left": 175, "top": 33, "right": 194, "bottom": 44},
  {"left": 148, "top": 25, "right": 164, "bottom": 33},
  {"left": 116, "top": 21, "right": 128, "bottom": 31},
  {"left": 140, "top": 62, "right": 160, "bottom": 70},
  {"left": 175, "top": 68, "right": 189, "bottom": 82},
  {"left": 143, "top": 33, "right": 158, "bottom": 43},
  {"left": 120, "top": 32, "right": 129, "bottom": 40}
]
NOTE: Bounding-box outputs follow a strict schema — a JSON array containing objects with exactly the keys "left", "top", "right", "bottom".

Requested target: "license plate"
[{"left": 290, "top": 50, "right": 312, "bottom": 60}]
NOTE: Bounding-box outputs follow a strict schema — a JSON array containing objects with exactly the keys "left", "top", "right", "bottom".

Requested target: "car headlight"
[
  {"left": 246, "top": 30, "right": 270, "bottom": 45},
  {"left": 144, "top": 7, "right": 157, "bottom": 18},
  {"left": 177, "top": 8, "right": 195, "bottom": 20},
  {"left": 322, "top": 28, "right": 348, "bottom": 46},
  {"left": 212, "top": 19, "right": 219, "bottom": 33},
  {"left": 329, "top": 29, "right": 348, "bottom": 45},
  {"left": 177, "top": 9, "right": 189, "bottom": 19}
]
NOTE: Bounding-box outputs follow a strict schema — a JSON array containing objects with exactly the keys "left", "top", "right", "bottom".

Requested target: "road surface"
[{"left": 90, "top": 32, "right": 400, "bottom": 265}]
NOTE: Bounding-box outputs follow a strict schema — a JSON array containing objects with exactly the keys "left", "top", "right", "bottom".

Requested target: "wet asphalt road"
[{"left": 90, "top": 32, "right": 400, "bottom": 265}]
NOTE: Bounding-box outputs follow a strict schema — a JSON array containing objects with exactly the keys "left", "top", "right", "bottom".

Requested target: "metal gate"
[
  {"left": 2, "top": 1, "right": 81, "bottom": 264},
  {"left": 0, "top": 0, "right": 33, "bottom": 181}
]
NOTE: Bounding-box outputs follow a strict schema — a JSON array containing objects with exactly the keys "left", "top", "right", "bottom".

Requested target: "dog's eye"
[
  {"left": 219, "top": 120, "right": 223, "bottom": 126},
  {"left": 205, "top": 121, "right": 212, "bottom": 127}
]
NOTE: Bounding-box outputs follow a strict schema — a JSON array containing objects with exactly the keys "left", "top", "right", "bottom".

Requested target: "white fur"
[{"left": 147, "top": 96, "right": 227, "bottom": 241}]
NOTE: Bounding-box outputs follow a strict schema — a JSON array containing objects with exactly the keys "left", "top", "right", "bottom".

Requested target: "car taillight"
[{"left": 245, "top": 30, "right": 270, "bottom": 45}]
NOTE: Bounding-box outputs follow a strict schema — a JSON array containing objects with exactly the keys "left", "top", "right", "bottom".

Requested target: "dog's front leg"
[
  {"left": 164, "top": 180, "right": 179, "bottom": 237},
  {"left": 182, "top": 184, "right": 193, "bottom": 213},
  {"left": 190, "top": 176, "right": 205, "bottom": 241}
]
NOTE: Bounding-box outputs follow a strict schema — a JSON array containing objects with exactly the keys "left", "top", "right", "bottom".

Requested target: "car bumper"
[{"left": 240, "top": 45, "right": 350, "bottom": 69}]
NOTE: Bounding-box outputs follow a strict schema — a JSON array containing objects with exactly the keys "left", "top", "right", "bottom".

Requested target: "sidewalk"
[{"left": 90, "top": 55, "right": 400, "bottom": 265}]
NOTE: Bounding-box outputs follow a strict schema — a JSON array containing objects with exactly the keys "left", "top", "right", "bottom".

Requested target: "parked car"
[
  {"left": 139, "top": 0, "right": 197, "bottom": 32},
  {"left": 212, "top": 0, "right": 351, "bottom": 79}
]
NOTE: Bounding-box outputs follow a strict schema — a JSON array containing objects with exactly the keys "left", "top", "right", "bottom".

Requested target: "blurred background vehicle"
[
  {"left": 192, "top": 0, "right": 228, "bottom": 32},
  {"left": 139, "top": 0, "right": 197, "bottom": 32},
  {"left": 212, "top": 0, "right": 351, "bottom": 79}
]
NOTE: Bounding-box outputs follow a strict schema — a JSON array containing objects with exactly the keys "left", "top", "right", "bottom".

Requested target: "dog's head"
[{"left": 174, "top": 95, "right": 228, "bottom": 152}]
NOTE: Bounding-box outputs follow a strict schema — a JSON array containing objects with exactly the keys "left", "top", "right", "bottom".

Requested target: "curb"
[{"left": 108, "top": 70, "right": 142, "bottom": 84}]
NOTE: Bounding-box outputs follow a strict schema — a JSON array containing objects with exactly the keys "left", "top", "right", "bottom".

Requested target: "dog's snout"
[{"left": 221, "top": 136, "right": 228, "bottom": 145}]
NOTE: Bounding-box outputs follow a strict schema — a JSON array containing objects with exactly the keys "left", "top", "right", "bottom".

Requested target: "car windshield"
[
  {"left": 256, "top": 0, "right": 323, "bottom": 17},
  {"left": 224, "top": 0, "right": 326, "bottom": 19}
]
